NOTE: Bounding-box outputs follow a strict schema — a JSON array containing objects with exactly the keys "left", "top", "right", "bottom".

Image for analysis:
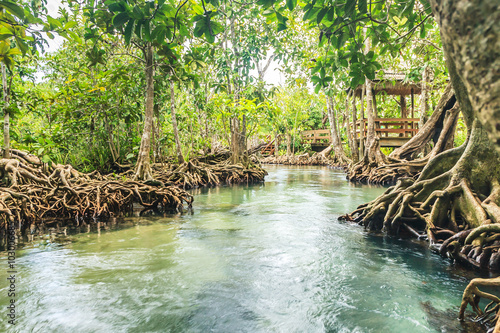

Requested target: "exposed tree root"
[
  {"left": 0, "top": 150, "right": 193, "bottom": 234},
  {"left": 458, "top": 277, "right": 500, "bottom": 332},
  {"left": 151, "top": 158, "right": 267, "bottom": 189}
]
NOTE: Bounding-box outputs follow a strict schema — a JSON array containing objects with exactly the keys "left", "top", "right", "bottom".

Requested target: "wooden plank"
[
  {"left": 376, "top": 128, "right": 418, "bottom": 133},
  {"left": 373, "top": 118, "right": 420, "bottom": 122}
]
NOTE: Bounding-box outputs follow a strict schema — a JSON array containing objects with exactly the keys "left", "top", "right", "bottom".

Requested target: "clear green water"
[{"left": 0, "top": 166, "right": 482, "bottom": 332}]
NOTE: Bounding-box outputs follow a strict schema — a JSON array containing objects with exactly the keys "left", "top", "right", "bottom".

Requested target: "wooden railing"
[
  {"left": 301, "top": 118, "right": 420, "bottom": 147},
  {"left": 301, "top": 129, "right": 331, "bottom": 144},
  {"left": 352, "top": 118, "right": 419, "bottom": 138},
  {"left": 260, "top": 135, "right": 276, "bottom": 155}
]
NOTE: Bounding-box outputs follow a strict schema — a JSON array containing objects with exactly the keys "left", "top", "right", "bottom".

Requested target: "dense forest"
[{"left": 0, "top": 0, "right": 498, "bottom": 330}]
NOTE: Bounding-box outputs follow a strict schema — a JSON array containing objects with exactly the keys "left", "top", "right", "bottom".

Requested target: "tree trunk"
[
  {"left": 274, "top": 132, "right": 279, "bottom": 157},
  {"left": 359, "top": 85, "right": 365, "bottom": 160},
  {"left": 134, "top": 42, "right": 155, "bottom": 180},
  {"left": 170, "top": 81, "right": 185, "bottom": 164},
  {"left": 419, "top": 66, "right": 430, "bottom": 128},
  {"left": 345, "top": 91, "right": 354, "bottom": 154},
  {"left": 230, "top": 115, "right": 246, "bottom": 164},
  {"left": 365, "top": 79, "right": 376, "bottom": 149},
  {"left": 327, "top": 95, "right": 351, "bottom": 165},
  {"left": 429, "top": 0, "right": 499, "bottom": 149},
  {"left": 2, "top": 64, "right": 9, "bottom": 159},
  {"left": 351, "top": 91, "right": 359, "bottom": 162},
  {"left": 286, "top": 131, "right": 291, "bottom": 156}
]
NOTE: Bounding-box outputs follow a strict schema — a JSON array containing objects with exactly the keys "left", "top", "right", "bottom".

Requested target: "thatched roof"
[{"left": 350, "top": 72, "right": 421, "bottom": 97}]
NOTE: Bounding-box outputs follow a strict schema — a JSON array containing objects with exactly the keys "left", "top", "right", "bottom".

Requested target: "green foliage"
[{"left": 2, "top": 0, "right": 454, "bottom": 171}]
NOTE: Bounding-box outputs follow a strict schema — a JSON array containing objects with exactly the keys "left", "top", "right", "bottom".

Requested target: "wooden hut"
[{"left": 350, "top": 72, "right": 423, "bottom": 149}]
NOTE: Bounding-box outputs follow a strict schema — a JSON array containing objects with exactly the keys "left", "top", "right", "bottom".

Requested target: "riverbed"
[{"left": 0, "top": 166, "right": 482, "bottom": 332}]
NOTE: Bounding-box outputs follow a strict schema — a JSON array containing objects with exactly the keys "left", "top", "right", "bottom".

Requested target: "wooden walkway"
[{"left": 302, "top": 118, "right": 419, "bottom": 149}]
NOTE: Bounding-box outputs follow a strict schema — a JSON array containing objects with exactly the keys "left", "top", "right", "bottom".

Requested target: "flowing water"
[{"left": 0, "top": 166, "right": 484, "bottom": 332}]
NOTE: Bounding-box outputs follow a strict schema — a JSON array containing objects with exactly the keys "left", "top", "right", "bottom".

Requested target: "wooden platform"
[{"left": 301, "top": 118, "right": 420, "bottom": 149}]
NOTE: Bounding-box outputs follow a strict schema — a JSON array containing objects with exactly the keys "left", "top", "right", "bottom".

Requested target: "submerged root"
[{"left": 459, "top": 277, "right": 500, "bottom": 331}]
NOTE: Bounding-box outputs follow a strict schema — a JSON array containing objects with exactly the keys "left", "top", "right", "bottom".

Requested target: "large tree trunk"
[
  {"left": 134, "top": 42, "right": 155, "bottom": 180},
  {"left": 170, "top": 81, "right": 185, "bottom": 164},
  {"left": 429, "top": 0, "right": 499, "bottom": 150},
  {"left": 2, "top": 64, "right": 9, "bottom": 159}
]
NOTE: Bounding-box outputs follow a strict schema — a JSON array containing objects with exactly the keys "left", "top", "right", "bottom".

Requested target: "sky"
[
  {"left": 45, "top": 0, "right": 65, "bottom": 53},
  {"left": 45, "top": 0, "right": 284, "bottom": 86}
]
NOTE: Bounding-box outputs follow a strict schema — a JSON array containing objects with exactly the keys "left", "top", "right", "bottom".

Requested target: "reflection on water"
[{"left": 0, "top": 166, "right": 485, "bottom": 332}]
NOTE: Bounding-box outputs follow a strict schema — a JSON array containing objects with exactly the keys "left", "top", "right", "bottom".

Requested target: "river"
[{"left": 0, "top": 166, "right": 483, "bottom": 332}]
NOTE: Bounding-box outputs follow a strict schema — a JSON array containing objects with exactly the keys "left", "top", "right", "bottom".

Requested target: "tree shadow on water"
[{"left": 421, "top": 301, "right": 488, "bottom": 333}]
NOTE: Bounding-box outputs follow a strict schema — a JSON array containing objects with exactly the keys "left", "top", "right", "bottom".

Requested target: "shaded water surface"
[{"left": 0, "top": 166, "right": 482, "bottom": 332}]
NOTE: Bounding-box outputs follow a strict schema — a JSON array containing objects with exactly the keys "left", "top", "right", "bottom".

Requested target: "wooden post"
[
  {"left": 372, "top": 90, "right": 379, "bottom": 140},
  {"left": 411, "top": 88, "right": 414, "bottom": 118},
  {"left": 400, "top": 95, "right": 407, "bottom": 137}
]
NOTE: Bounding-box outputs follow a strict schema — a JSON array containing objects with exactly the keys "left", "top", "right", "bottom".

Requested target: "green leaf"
[
  {"left": 345, "top": 0, "right": 357, "bottom": 17},
  {"left": 193, "top": 20, "right": 205, "bottom": 38},
  {"left": 124, "top": 19, "right": 134, "bottom": 43},
  {"left": 358, "top": 0, "right": 367, "bottom": 13},
  {"left": 64, "top": 21, "right": 77, "bottom": 29},
  {"left": 179, "top": 24, "right": 189, "bottom": 37},
  {"left": 205, "top": 30, "right": 215, "bottom": 43},
  {"left": 112, "top": 12, "right": 129, "bottom": 27},
  {"left": 14, "top": 36, "right": 28, "bottom": 55},
  {"left": 143, "top": 20, "right": 150, "bottom": 41},
  {"left": 47, "top": 16, "right": 63, "bottom": 29},
  {"left": 68, "top": 31, "right": 82, "bottom": 44},
  {"left": 211, "top": 22, "right": 224, "bottom": 35},
  {"left": 314, "top": 84, "right": 321, "bottom": 94},
  {"left": 286, "top": 0, "right": 297, "bottom": 11},
  {"left": 134, "top": 21, "right": 142, "bottom": 39},
  {"left": 0, "top": 33, "right": 13, "bottom": 41},
  {"left": 316, "top": 7, "right": 328, "bottom": 24},
  {"left": 0, "top": 1, "right": 24, "bottom": 19},
  {"left": 277, "top": 23, "right": 287, "bottom": 32},
  {"left": 327, "top": 7, "right": 335, "bottom": 22},
  {"left": 311, "top": 65, "right": 320, "bottom": 75},
  {"left": 108, "top": 2, "right": 126, "bottom": 12},
  {"left": 42, "top": 155, "right": 51, "bottom": 163},
  {"left": 132, "top": 5, "right": 144, "bottom": 20},
  {"left": 420, "top": 23, "right": 426, "bottom": 38}
]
